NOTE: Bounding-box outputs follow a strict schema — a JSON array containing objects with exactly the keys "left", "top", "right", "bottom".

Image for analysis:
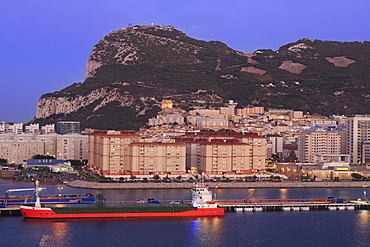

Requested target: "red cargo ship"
[{"left": 20, "top": 183, "right": 224, "bottom": 218}]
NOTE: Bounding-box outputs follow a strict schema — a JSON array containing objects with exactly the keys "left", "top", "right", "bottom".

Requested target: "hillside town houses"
[{"left": 2, "top": 100, "right": 370, "bottom": 180}]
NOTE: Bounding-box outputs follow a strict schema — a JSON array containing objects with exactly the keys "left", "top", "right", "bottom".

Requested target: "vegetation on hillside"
[{"left": 35, "top": 27, "right": 370, "bottom": 130}]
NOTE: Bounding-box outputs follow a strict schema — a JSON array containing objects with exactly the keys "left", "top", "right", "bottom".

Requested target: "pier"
[
  {"left": 217, "top": 201, "right": 370, "bottom": 212},
  {"left": 0, "top": 207, "right": 22, "bottom": 216},
  {"left": 67, "top": 180, "right": 370, "bottom": 189}
]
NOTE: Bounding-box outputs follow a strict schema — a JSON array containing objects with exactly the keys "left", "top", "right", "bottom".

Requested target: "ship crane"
[{"left": 5, "top": 185, "right": 46, "bottom": 199}]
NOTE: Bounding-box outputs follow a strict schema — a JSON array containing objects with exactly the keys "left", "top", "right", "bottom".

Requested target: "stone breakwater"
[{"left": 67, "top": 180, "right": 370, "bottom": 190}]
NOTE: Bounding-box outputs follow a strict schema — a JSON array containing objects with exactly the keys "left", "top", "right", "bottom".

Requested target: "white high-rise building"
[
  {"left": 266, "top": 134, "right": 283, "bottom": 154},
  {"left": 41, "top": 124, "right": 55, "bottom": 134},
  {"left": 347, "top": 115, "right": 370, "bottom": 164},
  {"left": 1, "top": 123, "right": 23, "bottom": 134},
  {"left": 55, "top": 133, "right": 88, "bottom": 160},
  {"left": 25, "top": 123, "right": 40, "bottom": 134},
  {"left": 297, "top": 127, "right": 342, "bottom": 163}
]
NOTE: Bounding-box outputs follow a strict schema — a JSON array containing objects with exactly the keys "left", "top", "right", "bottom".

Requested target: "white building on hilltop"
[{"left": 0, "top": 122, "right": 23, "bottom": 134}]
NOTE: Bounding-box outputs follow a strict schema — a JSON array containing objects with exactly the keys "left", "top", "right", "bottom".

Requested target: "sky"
[{"left": 1, "top": 0, "right": 370, "bottom": 123}]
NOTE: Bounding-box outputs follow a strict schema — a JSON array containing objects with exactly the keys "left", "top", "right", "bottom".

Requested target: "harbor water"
[{"left": 1, "top": 181, "right": 370, "bottom": 247}]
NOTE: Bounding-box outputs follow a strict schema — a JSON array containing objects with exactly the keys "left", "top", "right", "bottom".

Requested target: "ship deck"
[{"left": 43, "top": 202, "right": 192, "bottom": 208}]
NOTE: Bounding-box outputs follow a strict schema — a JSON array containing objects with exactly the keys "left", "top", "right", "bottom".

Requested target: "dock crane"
[{"left": 5, "top": 181, "right": 46, "bottom": 199}]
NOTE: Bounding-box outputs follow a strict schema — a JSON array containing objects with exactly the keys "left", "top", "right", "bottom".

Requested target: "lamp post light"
[
  {"left": 58, "top": 186, "right": 63, "bottom": 196},
  {"left": 363, "top": 185, "right": 367, "bottom": 201}
]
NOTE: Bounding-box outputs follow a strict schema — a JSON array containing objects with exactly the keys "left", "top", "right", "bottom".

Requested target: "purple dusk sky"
[{"left": 1, "top": 0, "right": 369, "bottom": 123}]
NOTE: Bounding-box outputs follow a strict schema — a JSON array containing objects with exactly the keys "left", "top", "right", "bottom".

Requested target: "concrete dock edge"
[{"left": 67, "top": 180, "right": 370, "bottom": 190}]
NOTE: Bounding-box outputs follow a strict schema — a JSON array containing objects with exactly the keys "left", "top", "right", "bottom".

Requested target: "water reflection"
[
  {"left": 22, "top": 219, "right": 71, "bottom": 246},
  {"left": 356, "top": 210, "right": 370, "bottom": 232},
  {"left": 354, "top": 210, "right": 370, "bottom": 246},
  {"left": 337, "top": 190, "right": 352, "bottom": 199},
  {"left": 190, "top": 217, "right": 224, "bottom": 247},
  {"left": 49, "top": 221, "right": 71, "bottom": 246},
  {"left": 247, "top": 189, "right": 255, "bottom": 198},
  {"left": 279, "top": 189, "right": 287, "bottom": 199}
]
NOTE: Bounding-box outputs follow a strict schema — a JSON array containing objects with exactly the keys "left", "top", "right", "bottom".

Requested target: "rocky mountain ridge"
[{"left": 33, "top": 25, "right": 370, "bottom": 130}]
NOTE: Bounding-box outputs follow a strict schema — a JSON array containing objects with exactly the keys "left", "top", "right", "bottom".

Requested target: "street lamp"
[
  {"left": 363, "top": 185, "right": 367, "bottom": 201},
  {"left": 58, "top": 186, "right": 64, "bottom": 196}
]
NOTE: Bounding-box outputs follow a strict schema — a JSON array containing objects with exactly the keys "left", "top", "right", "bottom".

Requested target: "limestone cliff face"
[
  {"left": 36, "top": 87, "right": 136, "bottom": 119},
  {"left": 85, "top": 26, "right": 207, "bottom": 79}
]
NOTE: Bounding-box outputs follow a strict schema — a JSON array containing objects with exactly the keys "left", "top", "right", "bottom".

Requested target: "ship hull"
[{"left": 20, "top": 205, "right": 224, "bottom": 219}]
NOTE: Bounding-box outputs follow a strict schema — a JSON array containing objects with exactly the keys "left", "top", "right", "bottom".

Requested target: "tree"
[
  {"left": 271, "top": 153, "right": 281, "bottom": 162},
  {"left": 32, "top": 166, "right": 51, "bottom": 173},
  {"left": 0, "top": 158, "right": 7, "bottom": 165},
  {"left": 96, "top": 194, "right": 106, "bottom": 206},
  {"left": 66, "top": 160, "right": 87, "bottom": 167},
  {"left": 287, "top": 151, "right": 297, "bottom": 162},
  {"left": 271, "top": 175, "right": 281, "bottom": 182},
  {"left": 153, "top": 174, "right": 160, "bottom": 181},
  {"left": 32, "top": 154, "right": 55, "bottom": 159},
  {"left": 351, "top": 173, "right": 364, "bottom": 181},
  {"left": 163, "top": 175, "right": 171, "bottom": 183}
]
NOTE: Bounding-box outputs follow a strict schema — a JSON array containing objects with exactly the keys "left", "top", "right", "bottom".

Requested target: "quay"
[
  {"left": 67, "top": 180, "right": 370, "bottom": 189},
  {"left": 0, "top": 207, "right": 22, "bottom": 216},
  {"left": 217, "top": 201, "right": 370, "bottom": 212}
]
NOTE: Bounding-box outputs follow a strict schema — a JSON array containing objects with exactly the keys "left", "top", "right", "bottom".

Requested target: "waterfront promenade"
[{"left": 67, "top": 180, "right": 370, "bottom": 190}]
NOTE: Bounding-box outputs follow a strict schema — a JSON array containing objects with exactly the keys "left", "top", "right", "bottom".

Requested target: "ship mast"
[{"left": 35, "top": 180, "right": 41, "bottom": 208}]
